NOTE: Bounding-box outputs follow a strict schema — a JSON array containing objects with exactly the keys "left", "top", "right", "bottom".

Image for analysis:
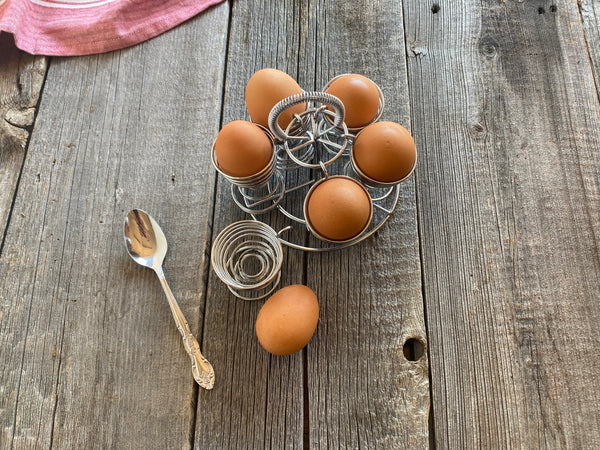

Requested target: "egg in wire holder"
[
  {"left": 211, "top": 124, "right": 285, "bottom": 215},
  {"left": 211, "top": 77, "right": 408, "bottom": 299}
]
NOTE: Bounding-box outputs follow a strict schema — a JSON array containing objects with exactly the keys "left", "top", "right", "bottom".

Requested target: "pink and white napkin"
[{"left": 0, "top": 0, "right": 224, "bottom": 56}]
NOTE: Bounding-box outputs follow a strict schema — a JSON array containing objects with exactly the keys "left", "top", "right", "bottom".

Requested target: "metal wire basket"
[
  {"left": 213, "top": 77, "right": 407, "bottom": 252},
  {"left": 210, "top": 76, "right": 412, "bottom": 297}
]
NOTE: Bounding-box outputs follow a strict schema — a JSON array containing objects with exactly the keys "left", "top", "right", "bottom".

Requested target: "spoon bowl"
[{"left": 125, "top": 209, "right": 167, "bottom": 269}]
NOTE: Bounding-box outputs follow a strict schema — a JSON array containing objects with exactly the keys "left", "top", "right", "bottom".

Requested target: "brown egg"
[
  {"left": 325, "top": 74, "right": 380, "bottom": 129},
  {"left": 245, "top": 68, "right": 306, "bottom": 130},
  {"left": 255, "top": 285, "right": 319, "bottom": 356},
  {"left": 305, "top": 176, "right": 372, "bottom": 242},
  {"left": 214, "top": 120, "right": 273, "bottom": 178},
  {"left": 353, "top": 121, "right": 416, "bottom": 183}
]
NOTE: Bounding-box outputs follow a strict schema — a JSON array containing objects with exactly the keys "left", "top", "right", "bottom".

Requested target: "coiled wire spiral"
[
  {"left": 211, "top": 220, "right": 285, "bottom": 300},
  {"left": 268, "top": 91, "right": 345, "bottom": 141}
]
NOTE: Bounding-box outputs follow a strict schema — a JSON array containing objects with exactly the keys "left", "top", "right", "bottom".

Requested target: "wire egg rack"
[{"left": 210, "top": 76, "right": 413, "bottom": 299}]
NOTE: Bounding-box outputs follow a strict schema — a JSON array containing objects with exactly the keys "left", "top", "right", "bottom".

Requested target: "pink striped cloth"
[{"left": 0, "top": 0, "right": 224, "bottom": 56}]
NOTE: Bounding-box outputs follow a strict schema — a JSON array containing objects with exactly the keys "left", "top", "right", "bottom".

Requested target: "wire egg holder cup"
[{"left": 211, "top": 79, "right": 412, "bottom": 300}]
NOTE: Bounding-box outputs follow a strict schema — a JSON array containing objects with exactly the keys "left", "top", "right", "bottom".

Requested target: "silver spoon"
[{"left": 124, "top": 209, "right": 215, "bottom": 390}]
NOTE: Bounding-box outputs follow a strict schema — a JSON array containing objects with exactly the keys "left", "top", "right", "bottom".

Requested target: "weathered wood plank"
[
  {"left": 0, "top": 34, "right": 46, "bottom": 238},
  {"left": 581, "top": 1, "right": 600, "bottom": 95},
  {"left": 0, "top": 4, "right": 228, "bottom": 448},
  {"left": 404, "top": 0, "right": 600, "bottom": 447},
  {"left": 305, "top": 1, "right": 429, "bottom": 448},
  {"left": 195, "top": 1, "right": 306, "bottom": 448}
]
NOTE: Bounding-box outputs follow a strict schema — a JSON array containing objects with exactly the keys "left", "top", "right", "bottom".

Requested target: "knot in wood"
[
  {"left": 470, "top": 123, "right": 486, "bottom": 137},
  {"left": 409, "top": 43, "right": 429, "bottom": 58},
  {"left": 478, "top": 38, "right": 497, "bottom": 58}
]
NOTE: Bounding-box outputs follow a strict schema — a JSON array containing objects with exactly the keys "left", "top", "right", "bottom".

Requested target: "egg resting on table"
[
  {"left": 214, "top": 120, "right": 273, "bottom": 178},
  {"left": 353, "top": 121, "right": 416, "bottom": 183},
  {"left": 255, "top": 285, "right": 319, "bottom": 356},
  {"left": 305, "top": 177, "right": 372, "bottom": 242},
  {"left": 245, "top": 68, "right": 306, "bottom": 130},
  {"left": 325, "top": 73, "right": 380, "bottom": 129}
]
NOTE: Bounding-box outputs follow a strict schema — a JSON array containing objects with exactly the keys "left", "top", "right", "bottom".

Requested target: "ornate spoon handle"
[{"left": 155, "top": 267, "right": 215, "bottom": 390}]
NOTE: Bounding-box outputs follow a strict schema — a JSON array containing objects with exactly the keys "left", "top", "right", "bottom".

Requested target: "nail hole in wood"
[
  {"left": 403, "top": 338, "right": 425, "bottom": 361},
  {"left": 538, "top": 6, "right": 545, "bottom": 14},
  {"left": 550, "top": 5, "right": 557, "bottom": 12},
  {"left": 431, "top": 4, "right": 440, "bottom": 14}
]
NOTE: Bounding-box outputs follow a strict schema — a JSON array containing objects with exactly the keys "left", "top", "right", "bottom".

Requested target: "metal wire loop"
[
  {"left": 230, "top": 170, "right": 285, "bottom": 215},
  {"left": 211, "top": 221, "right": 284, "bottom": 300},
  {"left": 268, "top": 91, "right": 345, "bottom": 141},
  {"left": 280, "top": 108, "right": 350, "bottom": 170}
]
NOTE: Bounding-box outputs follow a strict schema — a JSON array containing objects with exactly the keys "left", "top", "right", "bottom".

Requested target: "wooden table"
[{"left": 2, "top": 1, "right": 599, "bottom": 448}]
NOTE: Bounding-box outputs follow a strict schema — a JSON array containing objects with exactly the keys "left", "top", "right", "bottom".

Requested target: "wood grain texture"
[
  {"left": 404, "top": 0, "right": 600, "bottom": 447},
  {"left": 195, "top": 1, "right": 306, "bottom": 448},
  {"left": 4, "top": 0, "right": 597, "bottom": 447},
  {"left": 0, "top": 34, "right": 47, "bottom": 238},
  {"left": 305, "top": 1, "right": 429, "bottom": 448},
  {"left": 581, "top": 0, "right": 600, "bottom": 94},
  {"left": 0, "top": 4, "right": 228, "bottom": 448}
]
